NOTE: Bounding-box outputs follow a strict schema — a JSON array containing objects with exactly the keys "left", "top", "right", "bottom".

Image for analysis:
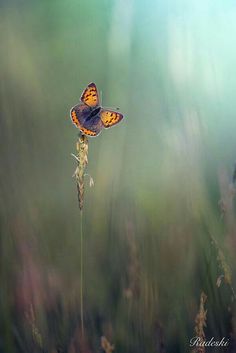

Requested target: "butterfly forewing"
[{"left": 80, "top": 82, "right": 99, "bottom": 108}]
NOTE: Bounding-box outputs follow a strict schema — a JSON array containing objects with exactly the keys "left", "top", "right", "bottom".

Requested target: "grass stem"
[{"left": 80, "top": 209, "right": 84, "bottom": 336}]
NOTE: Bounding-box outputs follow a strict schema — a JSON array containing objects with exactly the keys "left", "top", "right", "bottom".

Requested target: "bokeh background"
[{"left": 1, "top": 0, "right": 236, "bottom": 352}]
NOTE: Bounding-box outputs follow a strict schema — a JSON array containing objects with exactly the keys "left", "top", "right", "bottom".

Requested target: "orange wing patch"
[
  {"left": 71, "top": 109, "right": 80, "bottom": 127},
  {"left": 80, "top": 127, "right": 97, "bottom": 136},
  {"left": 81, "top": 82, "right": 99, "bottom": 108},
  {"left": 100, "top": 110, "right": 123, "bottom": 128}
]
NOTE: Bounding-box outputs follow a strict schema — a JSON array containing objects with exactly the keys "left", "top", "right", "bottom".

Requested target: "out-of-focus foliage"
[{"left": 1, "top": 0, "right": 236, "bottom": 352}]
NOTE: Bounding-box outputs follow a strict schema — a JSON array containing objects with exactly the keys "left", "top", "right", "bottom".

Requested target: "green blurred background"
[{"left": 1, "top": 0, "right": 236, "bottom": 352}]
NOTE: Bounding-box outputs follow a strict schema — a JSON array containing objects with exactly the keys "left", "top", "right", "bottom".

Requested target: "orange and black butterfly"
[{"left": 70, "top": 83, "right": 124, "bottom": 136}]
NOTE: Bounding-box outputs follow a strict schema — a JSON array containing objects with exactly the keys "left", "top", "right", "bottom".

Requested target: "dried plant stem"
[
  {"left": 101, "top": 336, "right": 115, "bottom": 353},
  {"left": 74, "top": 134, "right": 89, "bottom": 210},
  {"left": 192, "top": 292, "right": 207, "bottom": 353},
  {"left": 72, "top": 133, "right": 89, "bottom": 336},
  {"left": 80, "top": 210, "right": 84, "bottom": 336},
  {"left": 210, "top": 234, "right": 236, "bottom": 301},
  {"left": 26, "top": 304, "right": 43, "bottom": 349}
]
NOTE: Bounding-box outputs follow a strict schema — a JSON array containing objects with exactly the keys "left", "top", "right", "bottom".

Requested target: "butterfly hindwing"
[
  {"left": 70, "top": 104, "right": 103, "bottom": 136},
  {"left": 100, "top": 109, "right": 123, "bottom": 128},
  {"left": 80, "top": 82, "right": 99, "bottom": 108},
  {"left": 70, "top": 104, "right": 88, "bottom": 128}
]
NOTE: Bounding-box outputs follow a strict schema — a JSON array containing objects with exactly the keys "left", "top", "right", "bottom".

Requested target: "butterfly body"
[{"left": 70, "top": 83, "right": 123, "bottom": 136}]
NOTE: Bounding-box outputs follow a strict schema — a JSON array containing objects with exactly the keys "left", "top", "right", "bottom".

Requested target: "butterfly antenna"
[
  {"left": 104, "top": 106, "right": 120, "bottom": 111},
  {"left": 99, "top": 89, "right": 119, "bottom": 110}
]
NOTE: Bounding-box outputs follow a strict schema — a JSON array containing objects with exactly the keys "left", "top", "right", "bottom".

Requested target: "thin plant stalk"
[
  {"left": 72, "top": 133, "right": 89, "bottom": 336},
  {"left": 80, "top": 210, "right": 84, "bottom": 335}
]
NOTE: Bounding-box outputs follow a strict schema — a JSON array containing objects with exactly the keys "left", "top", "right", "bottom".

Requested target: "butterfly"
[{"left": 70, "top": 82, "right": 124, "bottom": 136}]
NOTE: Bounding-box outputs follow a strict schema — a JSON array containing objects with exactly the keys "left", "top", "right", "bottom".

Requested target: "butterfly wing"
[
  {"left": 71, "top": 104, "right": 88, "bottom": 128},
  {"left": 80, "top": 82, "right": 99, "bottom": 108},
  {"left": 100, "top": 109, "right": 124, "bottom": 128},
  {"left": 70, "top": 104, "right": 103, "bottom": 136}
]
